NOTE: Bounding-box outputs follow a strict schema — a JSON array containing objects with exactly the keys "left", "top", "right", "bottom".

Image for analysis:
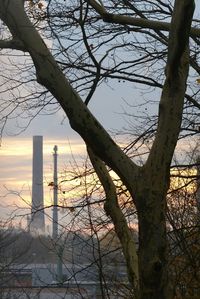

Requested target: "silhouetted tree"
[{"left": 0, "top": 1, "right": 199, "bottom": 298}]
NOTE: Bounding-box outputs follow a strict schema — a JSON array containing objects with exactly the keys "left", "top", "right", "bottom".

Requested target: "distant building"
[{"left": 0, "top": 263, "right": 129, "bottom": 298}]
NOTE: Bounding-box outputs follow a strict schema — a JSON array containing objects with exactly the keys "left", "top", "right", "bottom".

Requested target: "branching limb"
[
  {"left": 146, "top": 0, "right": 195, "bottom": 179},
  {"left": 0, "top": 39, "right": 26, "bottom": 51},
  {"left": 88, "top": 0, "right": 200, "bottom": 37},
  {"left": 87, "top": 146, "right": 139, "bottom": 296},
  {"left": 88, "top": 0, "right": 106, "bottom": 15}
]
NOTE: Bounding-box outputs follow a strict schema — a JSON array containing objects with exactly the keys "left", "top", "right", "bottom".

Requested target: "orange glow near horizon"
[
  {"left": 0, "top": 136, "right": 199, "bottom": 229},
  {"left": 170, "top": 168, "right": 197, "bottom": 193},
  {"left": 0, "top": 137, "right": 87, "bottom": 215}
]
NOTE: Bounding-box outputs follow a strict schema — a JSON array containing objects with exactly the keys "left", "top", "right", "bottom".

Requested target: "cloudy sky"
[
  {"left": 0, "top": 77, "right": 140, "bottom": 229},
  {"left": 1, "top": 1, "right": 199, "bottom": 231}
]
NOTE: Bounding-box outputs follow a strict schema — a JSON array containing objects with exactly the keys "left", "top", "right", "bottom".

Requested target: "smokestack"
[
  {"left": 52, "top": 145, "right": 58, "bottom": 240},
  {"left": 31, "top": 136, "right": 45, "bottom": 233},
  {"left": 52, "top": 145, "right": 63, "bottom": 282}
]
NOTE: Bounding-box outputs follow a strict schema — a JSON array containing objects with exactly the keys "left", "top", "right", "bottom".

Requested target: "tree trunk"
[{"left": 137, "top": 188, "right": 170, "bottom": 299}]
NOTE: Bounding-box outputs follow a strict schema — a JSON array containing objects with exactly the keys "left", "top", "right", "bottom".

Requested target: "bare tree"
[
  {"left": 0, "top": 1, "right": 199, "bottom": 298},
  {"left": 166, "top": 166, "right": 200, "bottom": 299}
]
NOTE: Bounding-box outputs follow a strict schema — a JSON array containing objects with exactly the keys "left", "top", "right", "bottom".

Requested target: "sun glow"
[
  {"left": 0, "top": 137, "right": 87, "bottom": 222},
  {"left": 1, "top": 136, "right": 199, "bottom": 229},
  {"left": 170, "top": 168, "right": 197, "bottom": 193}
]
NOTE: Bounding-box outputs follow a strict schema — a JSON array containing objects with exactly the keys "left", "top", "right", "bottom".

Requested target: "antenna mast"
[{"left": 52, "top": 145, "right": 58, "bottom": 240}]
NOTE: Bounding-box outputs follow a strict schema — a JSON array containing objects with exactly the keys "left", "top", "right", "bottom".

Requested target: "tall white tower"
[
  {"left": 52, "top": 145, "right": 58, "bottom": 240},
  {"left": 52, "top": 145, "right": 63, "bottom": 282},
  {"left": 31, "top": 136, "right": 45, "bottom": 233}
]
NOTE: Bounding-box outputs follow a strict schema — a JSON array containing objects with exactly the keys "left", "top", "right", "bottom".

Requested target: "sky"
[
  {"left": 0, "top": 81, "right": 197, "bottom": 231},
  {"left": 0, "top": 80, "right": 139, "bottom": 230},
  {"left": 0, "top": 1, "right": 200, "bottom": 231},
  {"left": 0, "top": 7, "right": 143, "bottom": 228}
]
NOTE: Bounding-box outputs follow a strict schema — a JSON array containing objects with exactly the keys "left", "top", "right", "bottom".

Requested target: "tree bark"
[
  {"left": 87, "top": 146, "right": 139, "bottom": 297},
  {"left": 134, "top": 1, "right": 195, "bottom": 298},
  {"left": 134, "top": 165, "right": 170, "bottom": 299}
]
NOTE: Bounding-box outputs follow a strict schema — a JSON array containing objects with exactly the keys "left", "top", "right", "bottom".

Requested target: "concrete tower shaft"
[
  {"left": 52, "top": 145, "right": 58, "bottom": 240},
  {"left": 31, "top": 136, "right": 45, "bottom": 233}
]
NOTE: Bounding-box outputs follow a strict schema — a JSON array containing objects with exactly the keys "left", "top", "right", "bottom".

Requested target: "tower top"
[{"left": 53, "top": 145, "right": 58, "bottom": 153}]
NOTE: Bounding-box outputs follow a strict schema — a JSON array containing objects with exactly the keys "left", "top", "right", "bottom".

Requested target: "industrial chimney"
[
  {"left": 52, "top": 145, "right": 58, "bottom": 240},
  {"left": 31, "top": 136, "right": 45, "bottom": 234}
]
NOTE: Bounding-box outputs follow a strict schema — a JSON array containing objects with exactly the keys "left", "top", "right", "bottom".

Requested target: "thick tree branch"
[
  {"left": 87, "top": 146, "right": 139, "bottom": 294},
  {"left": 0, "top": 39, "right": 26, "bottom": 51},
  {"left": 88, "top": 0, "right": 200, "bottom": 37},
  {"left": 146, "top": 0, "right": 194, "bottom": 180}
]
